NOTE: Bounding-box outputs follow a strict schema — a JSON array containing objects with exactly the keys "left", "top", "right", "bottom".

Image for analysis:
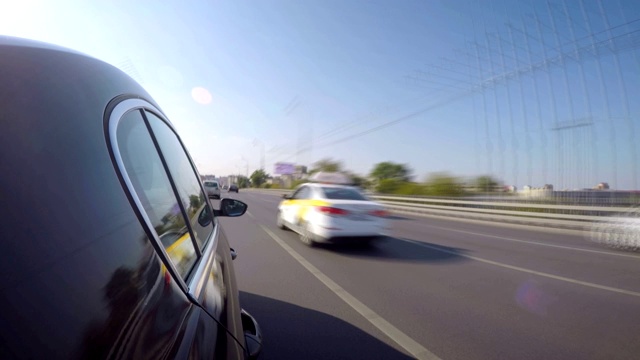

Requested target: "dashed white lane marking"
[
  {"left": 400, "top": 238, "right": 640, "bottom": 298},
  {"left": 261, "top": 226, "right": 440, "bottom": 360}
]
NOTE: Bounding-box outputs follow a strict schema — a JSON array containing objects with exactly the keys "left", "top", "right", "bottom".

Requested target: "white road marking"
[
  {"left": 261, "top": 226, "right": 440, "bottom": 360},
  {"left": 422, "top": 224, "right": 640, "bottom": 259},
  {"left": 246, "top": 211, "right": 256, "bottom": 219},
  {"left": 400, "top": 238, "right": 640, "bottom": 298}
]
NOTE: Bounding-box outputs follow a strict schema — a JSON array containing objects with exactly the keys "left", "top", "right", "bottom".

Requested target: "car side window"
[
  {"left": 145, "top": 111, "right": 214, "bottom": 249},
  {"left": 293, "top": 186, "right": 310, "bottom": 200},
  {"left": 291, "top": 187, "right": 304, "bottom": 199},
  {"left": 116, "top": 110, "right": 198, "bottom": 279}
]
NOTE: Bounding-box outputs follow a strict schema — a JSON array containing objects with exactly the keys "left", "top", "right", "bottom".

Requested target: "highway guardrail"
[{"left": 244, "top": 188, "right": 639, "bottom": 232}]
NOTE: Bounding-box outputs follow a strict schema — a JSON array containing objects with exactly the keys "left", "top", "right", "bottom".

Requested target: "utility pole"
[
  {"left": 240, "top": 156, "right": 249, "bottom": 178},
  {"left": 253, "top": 139, "right": 265, "bottom": 170}
]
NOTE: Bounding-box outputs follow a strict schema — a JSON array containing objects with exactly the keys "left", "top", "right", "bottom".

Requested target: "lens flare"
[
  {"left": 191, "top": 86, "right": 213, "bottom": 105},
  {"left": 515, "top": 280, "right": 556, "bottom": 316}
]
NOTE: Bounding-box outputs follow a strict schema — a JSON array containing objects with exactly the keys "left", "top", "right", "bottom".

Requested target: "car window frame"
[
  {"left": 106, "top": 98, "right": 218, "bottom": 296},
  {"left": 143, "top": 110, "right": 215, "bottom": 249}
]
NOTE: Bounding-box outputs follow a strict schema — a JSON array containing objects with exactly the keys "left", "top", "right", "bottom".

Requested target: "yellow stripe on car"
[
  {"left": 166, "top": 232, "right": 190, "bottom": 253},
  {"left": 297, "top": 199, "right": 329, "bottom": 222}
]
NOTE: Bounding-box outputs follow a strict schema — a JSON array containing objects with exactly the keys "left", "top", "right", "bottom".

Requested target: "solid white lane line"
[
  {"left": 400, "top": 238, "right": 640, "bottom": 298},
  {"left": 246, "top": 211, "right": 256, "bottom": 219},
  {"left": 422, "top": 224, "right": 640, "bottom": 259},
  {"left": 261, "top": 226, "right": 440, "bottom": 360}
]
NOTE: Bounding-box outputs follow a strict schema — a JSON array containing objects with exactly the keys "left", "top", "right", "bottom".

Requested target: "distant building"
[
  {"left": 200, "top": 174, "right": 217, "bottom": 182},
  {"left": 293, "top": 165, "right": 308, "bottom": 181},
  {"left": 520, "top": 184, "right": 553, "bottom": 198},
  {"left": 595, "top": 182, "right": 610, "bottom": 190},
  {"left": 295, "top": 165, "right": 307, "bottom": 175}
]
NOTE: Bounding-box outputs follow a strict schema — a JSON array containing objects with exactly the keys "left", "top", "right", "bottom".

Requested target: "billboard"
[{"left": 274, "top": 162, "right": 295, "bottom": 175}]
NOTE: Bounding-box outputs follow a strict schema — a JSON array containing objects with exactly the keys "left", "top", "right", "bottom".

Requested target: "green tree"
[
  {"left": 376, "top": 178, "right": 404, "bottom": 193},
  {"left": 475, "top": 175, "right": 500, "bottom": 192},
  {"left": 349, "top": 173, "right": 371, "bottom": 189},
  {"left": 237, "top": 176, "right": 250, "bottom": 188},
  {"left": 250, "top": 169, "right": 269, "bottom": 187},
  {"left": 424, "top": 172, "right": 464, "bottom": 196},
  {"left": 369, "top": 162, "right": 411, "bottom": 182},
  {"left": 310, "top": 158, "right": 343, "bottom": 174}
]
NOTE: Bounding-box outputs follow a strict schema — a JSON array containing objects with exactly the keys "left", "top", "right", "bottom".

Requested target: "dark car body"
[
  {"left": 0, "top": 37, "right": 261, "bottom": 359},
  {"left": 229, "top": 185, "right": 239, "bottom": 193}
]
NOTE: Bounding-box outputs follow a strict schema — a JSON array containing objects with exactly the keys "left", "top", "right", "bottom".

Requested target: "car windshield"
[
  {"left": 204, "top": 182, "right": 218, "bottom": 188},
  {"left": 321, "top": 187, "right": 367, "bottom": 201}
]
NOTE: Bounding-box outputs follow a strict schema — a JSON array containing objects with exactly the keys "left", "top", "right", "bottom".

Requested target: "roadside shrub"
[
  {"left": 394, "top": 182, "right": 429, "bottom": 196},
  {"left": 423, "top": 173, "right": 465, "bottom": 196},
  {"left": 376, "top": 179, "right": 403, "bottom": 193}
]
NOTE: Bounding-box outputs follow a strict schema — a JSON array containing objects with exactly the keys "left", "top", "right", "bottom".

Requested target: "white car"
[
  {"left": 203, "top": 180, "right": 221, "bottom": 199},
  {"left": 277, "top": 183, "right": 389, "bottom": 246}
]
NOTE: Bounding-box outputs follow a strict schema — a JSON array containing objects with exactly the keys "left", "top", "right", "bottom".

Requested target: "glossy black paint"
[{"left": 0, "top": 37, "right": 256, "bottom": 359}]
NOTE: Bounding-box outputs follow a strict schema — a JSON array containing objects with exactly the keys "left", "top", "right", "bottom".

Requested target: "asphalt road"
[{"left": 216, "top": 191, "right": 640, "bottom": 360}]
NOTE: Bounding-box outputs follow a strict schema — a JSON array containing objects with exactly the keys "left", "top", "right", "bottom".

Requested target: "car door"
[
  {"left": 108, "top": 100, "right": 245, "bottom": 359},
  {"left": 143, "top": 110, "right": 247, "bottom": 359},
  {"left": 282, "top": 186, "right": 309, "bottom": 226}
]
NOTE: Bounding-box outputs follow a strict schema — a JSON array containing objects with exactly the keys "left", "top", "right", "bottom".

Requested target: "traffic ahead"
[
  {"left": 223, "top": 190, "right": 640, "bottom": 360},
  {"left": 277, "top": 183, "right": 389, "bottom": 246}
]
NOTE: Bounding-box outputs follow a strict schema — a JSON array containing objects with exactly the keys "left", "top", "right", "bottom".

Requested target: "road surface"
[{"left": 216, "top": 191, "right": 640, "bottom": 360}]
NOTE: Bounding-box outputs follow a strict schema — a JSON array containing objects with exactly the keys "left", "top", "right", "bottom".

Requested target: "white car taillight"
[
  {"left": 316, "top": 206, "right": 349, "bottom": 216},
  {"left": 369, "top": 209, "right": 388, "bottom": 217}
]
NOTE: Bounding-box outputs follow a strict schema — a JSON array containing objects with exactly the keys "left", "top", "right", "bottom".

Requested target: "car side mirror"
[
  {"left": 219, "top": 198, "right": 247, "bottom": 217},
  {"left": 282, "top": 194, "right": 291, "bottom": 199}
]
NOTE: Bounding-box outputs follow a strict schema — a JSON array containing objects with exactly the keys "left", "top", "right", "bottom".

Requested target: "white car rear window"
[{"left": 321, "top": 187, "right": 367, "bottom": 201}]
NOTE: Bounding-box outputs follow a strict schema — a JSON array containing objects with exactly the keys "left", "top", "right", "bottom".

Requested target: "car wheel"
[
  {"left": 276, "top": 211, "right": 287, "bottom": 230},
  {"left": 299, "top": 222, "right": 316, "bottom": 247}
]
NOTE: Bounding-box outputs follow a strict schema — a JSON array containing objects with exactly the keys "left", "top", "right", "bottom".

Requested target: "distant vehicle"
[
  {"left": 277, "top": 182, "right": 389, "bottom": 246},
  {"left": 204, "top": 180, "right": 221, "bottom": 199},
  {"left": 229, "top": 184, "right": 239, "bottom": 193},
  {"left": 0, "top": 37, "right": 261, "bottom": 359},
  {"left": 223, "top": 184, "right": 229, "bottom": 190}
]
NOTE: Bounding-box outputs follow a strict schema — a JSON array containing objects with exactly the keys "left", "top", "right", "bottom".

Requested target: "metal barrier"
[{"left": 245, "top": 188, "right": 638, "bottom": 232}]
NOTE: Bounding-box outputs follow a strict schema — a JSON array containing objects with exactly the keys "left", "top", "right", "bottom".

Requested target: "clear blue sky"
[{"left": 2, "top": 0, "right": 639, "bottom": 189}]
